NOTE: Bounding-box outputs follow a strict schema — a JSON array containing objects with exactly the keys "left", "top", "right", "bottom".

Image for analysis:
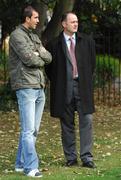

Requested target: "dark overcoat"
[{"left": 45, "top": 32, "right": 96, "bottom": 118}]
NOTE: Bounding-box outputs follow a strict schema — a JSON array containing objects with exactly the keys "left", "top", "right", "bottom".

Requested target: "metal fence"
[
  {"left": 94, "top": 30, "right": 121, "bottom": 105},
  {"left": 0, "top": 31, "right": 121, "bottom": 106}
]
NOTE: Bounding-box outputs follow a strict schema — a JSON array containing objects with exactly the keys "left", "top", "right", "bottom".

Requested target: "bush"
[
  {"left": 0, "top": 82, "right": 17, "bottom": 111},
  {"left": 94, "top": 55, "right": 121, "bottom": 87},
  {"left": 0, "top": 50, "right": 9, "bottom": 83}
]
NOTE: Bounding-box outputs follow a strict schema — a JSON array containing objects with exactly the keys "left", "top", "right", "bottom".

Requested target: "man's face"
[
  {"left": 62, "top": 13, "right": 78, "bottom": 35},
  {"left": 27, "top": 10, "right": 39, "bottom": 29}
]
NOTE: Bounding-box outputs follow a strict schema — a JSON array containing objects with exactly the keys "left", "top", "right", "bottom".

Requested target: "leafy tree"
[
  {"left": 41, "top": 0, "right": 75, "bottom": 44},
  {"left": 0, "top": 0, "right": 75, "bottom": 44},
  {"left": 1, "top": 0, "right": 121, "bottom": 109},
  {"left": 0, "top": 0, "right": 25, "bottom": 40},
  {"left": 1, "top": 0, "right": 121, "bottom": 54},
  {"left": 74, "top": 0, "right": 121, "bottom": 33}
]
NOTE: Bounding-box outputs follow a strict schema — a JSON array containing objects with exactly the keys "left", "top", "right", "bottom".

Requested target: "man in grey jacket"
[{"left": 9, "top": 5, "right": 52, "bottom": 178}]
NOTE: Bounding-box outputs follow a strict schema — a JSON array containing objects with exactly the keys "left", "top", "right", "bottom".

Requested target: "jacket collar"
[
  {"left": 58, "top": 31, "right": 83, "bottom": 43},
  {"left": 19, "top": 24, "right": 32, "bottom": 34}
]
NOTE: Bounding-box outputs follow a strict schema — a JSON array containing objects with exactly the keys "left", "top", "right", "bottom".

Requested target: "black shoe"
[
  {"left": 82, "top": 161, "right": 96, "bottom": 168},
  {"left": 66, "top": 159, "right": 78, "bottom": 167}
]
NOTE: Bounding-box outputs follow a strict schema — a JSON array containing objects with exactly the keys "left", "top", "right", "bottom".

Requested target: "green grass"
[
  {"left": 0, "top": 105, "right": 121, "bottom": 180},
  {"left": 0, "top": 167, "right": 121, "bottom": 180}
]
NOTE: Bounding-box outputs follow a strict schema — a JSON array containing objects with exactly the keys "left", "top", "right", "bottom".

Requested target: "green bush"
[
  {"left": 94, "top": 55, "right": 121, "bottom": 87},
  {"left": 0, "top": 82, "right": 17, "bottom": 111},
  {"left": 0, "top": 50, "right": 9, "bottom": 82}
]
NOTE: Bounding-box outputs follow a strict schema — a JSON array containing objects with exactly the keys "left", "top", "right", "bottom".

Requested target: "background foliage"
[{"left": 0, "top": 0, "right": 121, "bottom": 108}]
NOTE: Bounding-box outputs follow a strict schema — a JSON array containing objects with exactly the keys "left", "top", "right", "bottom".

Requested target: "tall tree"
[
  {"left": 0, "top": 0, "right": 75, "bottom": 44},
  {"left": 41, "top": 0, "right": 76, "bottom": 44},
  {"left": 31, "top": 0, "right": 48, "bottom": 36}
]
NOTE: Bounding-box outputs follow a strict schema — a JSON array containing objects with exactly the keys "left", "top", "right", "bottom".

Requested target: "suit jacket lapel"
[
  {"left": 60, "top": 34, "right": 72, "bottom": 65},
  {"left": 75, "top": 33, "right": 83, "bottom": 66}
]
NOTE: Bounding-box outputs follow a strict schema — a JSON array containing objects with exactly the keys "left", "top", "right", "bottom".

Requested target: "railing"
[
  {"left": 94, "top": 30, "right": 121, "bottom": 105},
  {"left": 0, "top": 31, "right": 121, "bottom": 107}
]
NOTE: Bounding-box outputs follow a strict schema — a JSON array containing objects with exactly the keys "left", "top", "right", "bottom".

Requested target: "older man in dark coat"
[{"left": 45, "top": 12, "right": 96, "bottom": 168}]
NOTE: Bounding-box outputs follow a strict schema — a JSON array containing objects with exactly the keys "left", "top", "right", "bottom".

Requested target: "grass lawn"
[{"left": 0, "top": 104, "right": 121, "bottom": 180}]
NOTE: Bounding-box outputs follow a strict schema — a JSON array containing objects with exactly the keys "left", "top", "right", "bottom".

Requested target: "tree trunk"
[
  {"left": 32, "top": 0, "right": 48, "bottom": 38},
  {"left": 42, "top": 0, "right": 75, "bottom": 45}
]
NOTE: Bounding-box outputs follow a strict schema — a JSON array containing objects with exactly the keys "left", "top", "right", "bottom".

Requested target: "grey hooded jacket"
[{"left": 9, "top": 24, "right": 52, "bottom": 90}]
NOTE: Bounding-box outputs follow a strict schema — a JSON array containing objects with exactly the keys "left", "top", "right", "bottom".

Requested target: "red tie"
[{"left": 69, "top": 38, "right": 78, "bottom": 78}]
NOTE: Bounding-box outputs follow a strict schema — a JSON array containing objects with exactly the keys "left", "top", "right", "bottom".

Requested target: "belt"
[{"left": 73, "top": 77, "right": 79, "bottom": 81}]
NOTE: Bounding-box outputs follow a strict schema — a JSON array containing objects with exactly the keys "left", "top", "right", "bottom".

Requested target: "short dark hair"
[
  {"left": 61, "top": 11, "right": 76, "bottom": 22},
  {"left": 21, "top": 5, "right": 37, "bottom": 23}
]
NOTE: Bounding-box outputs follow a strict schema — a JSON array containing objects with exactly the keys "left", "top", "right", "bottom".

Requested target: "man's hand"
[
  {"left": 40, "top": 47, "right": 47, "bottom": 54},
  {"left": 34, "top": 51, "right": 39, "bottom": 56}
]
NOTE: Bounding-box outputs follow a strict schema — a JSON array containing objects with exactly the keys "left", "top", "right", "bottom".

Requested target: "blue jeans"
[{"left": 15, "top": 88, "right": 45, "bottom": 174}]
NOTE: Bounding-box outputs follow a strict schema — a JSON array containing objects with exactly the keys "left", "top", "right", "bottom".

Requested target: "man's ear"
[
  {"left": 26, "top": 16, "right": 30, "bottom": 23},
  {"left": 62, "top": 21, "right": 66, "bottom": 28}
]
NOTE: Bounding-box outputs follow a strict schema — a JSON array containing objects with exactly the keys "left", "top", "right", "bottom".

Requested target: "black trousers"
[{"left": 60, "top": 80, "right": 93, "bottom": 163}]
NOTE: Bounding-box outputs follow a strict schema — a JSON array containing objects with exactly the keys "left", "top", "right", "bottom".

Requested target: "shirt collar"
[
  {"left": 19, "top": 24, "right": 32, "bottom": 34},
  {"left": 63, "top": 32, "right": 76, "bottom": 41}
]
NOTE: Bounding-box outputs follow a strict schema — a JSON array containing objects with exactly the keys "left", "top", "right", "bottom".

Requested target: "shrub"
[
  {"left": 94, "top": 55, "right": 121, "bottom": 87},
  {"left": 0, "top": 50, "right": 9, "bottom": 83},
  {"left": 0, "top": 82, "right": 17, "bottom": 111}
]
